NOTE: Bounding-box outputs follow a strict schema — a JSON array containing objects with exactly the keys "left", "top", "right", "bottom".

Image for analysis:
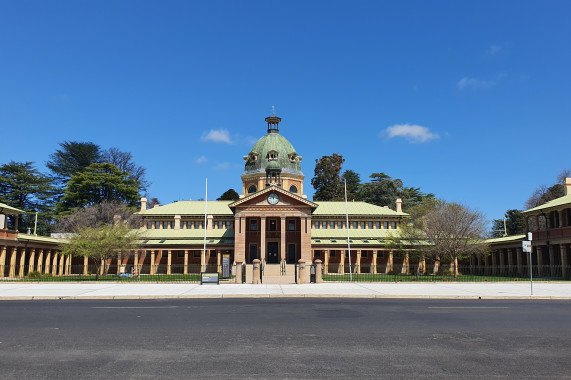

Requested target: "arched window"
[
  {"left": 289, "top": 185, "right": 298, "bottom": 193},
  {"left": 248, "top": 185, "right": 257, "bottom": 193}
]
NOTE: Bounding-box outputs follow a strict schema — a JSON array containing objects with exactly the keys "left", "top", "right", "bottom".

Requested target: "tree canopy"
[
  {"left": 47, "top": 141, "right": 102, "bottom": 190},
  {"left": 0, "top": 161, "right": 56, "bottom": 234},
  {"left": 217, "top": 189, "right": 239, "bottom": 201},
  {"left": 490, "top": 209, "right": 526, "bottom": 238},
  {"left": 525, "top": 169, "right": 570, "bottom": 209},
  {"left": 311, "top": 154, "right": 345, "bottom": 201},
  {"left": 59, "top": 163, "right": 141, "bottom": 211}
]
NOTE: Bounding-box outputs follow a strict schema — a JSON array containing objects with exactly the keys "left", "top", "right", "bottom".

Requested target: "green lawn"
[{"left": 5, "top": 273, "right": 236, "bottom": 282}]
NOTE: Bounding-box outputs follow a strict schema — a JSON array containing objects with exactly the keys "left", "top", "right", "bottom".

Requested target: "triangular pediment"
[{"left": 229, "top": 185, "right": 318, "bottom": 210}]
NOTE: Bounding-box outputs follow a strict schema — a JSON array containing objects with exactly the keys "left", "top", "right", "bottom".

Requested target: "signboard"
[
  {"left": 200, "top": 273, "right": 219, "bottom": 285},
  {"left": 222, "top": 254, "right": 230, "bottom": 279},
  {"left": 522, "top": 240, "right": 532, "bottom": 253}
]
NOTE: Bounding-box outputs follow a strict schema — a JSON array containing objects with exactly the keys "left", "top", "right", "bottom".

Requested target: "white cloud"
[
  {"left": 486, "top": 45, "right": 502, "bottom": 56},
  {"left": 384, "top": 124, "right": 439, "bottom": 143},
  {"left": 200, "top": 129, "right": 233, "bottom": 144},
  {"left": 457, "top": 77, "right": 496, "bottom": 90},
  {"left": 213, "top": 162, "right": 231, "bottom": 171},
  {"left": 195, "top": 155, "right": 207, "bottom": 164}
]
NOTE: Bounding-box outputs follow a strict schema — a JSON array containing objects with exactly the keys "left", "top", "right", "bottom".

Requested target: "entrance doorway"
[
  {"left": 267, "top": 242, "right": 279, "bottom": 264},
  {"left": 287, "top": 244, "right": 296, "bottom": 264}
]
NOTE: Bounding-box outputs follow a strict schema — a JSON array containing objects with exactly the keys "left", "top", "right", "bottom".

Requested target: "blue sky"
[{"left": 1, "top": 1, "right": 570, "bottom": 224}]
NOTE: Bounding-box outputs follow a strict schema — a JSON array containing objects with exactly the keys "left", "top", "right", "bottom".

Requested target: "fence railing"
[
  {"left": 1, "top": 264, "right": 570, "bottom": 282},
  {"left": 0, "top": 264, "right": 236, "bottom": 282},
  {"left": 321, "top": 264, "right": 571, "bottom": 282}
]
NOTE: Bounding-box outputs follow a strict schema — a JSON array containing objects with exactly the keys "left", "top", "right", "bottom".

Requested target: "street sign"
[{"left": 522, "top": 241, "right": 532, "bottom": 253}]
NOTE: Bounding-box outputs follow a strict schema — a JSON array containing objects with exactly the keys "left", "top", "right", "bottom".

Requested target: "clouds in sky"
[
  {"left": 384, "top": 124, "right": 439, "bottom": 143},
  {"left": 457, "top": 77, "right": 496, "bottom": 90},
  {"left": 201, "top": 129, "right": 233, "bottom": 144},
  {"left": 486, "top": 44, "right": 502, "bottom": 56},
  {"left": 195, "top": 155, "right": 207, "bottom": 164}
]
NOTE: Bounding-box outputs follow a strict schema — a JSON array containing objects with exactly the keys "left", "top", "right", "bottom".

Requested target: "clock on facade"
[{"left": 267, "top": 193, "right": 279, "bottom": 205}]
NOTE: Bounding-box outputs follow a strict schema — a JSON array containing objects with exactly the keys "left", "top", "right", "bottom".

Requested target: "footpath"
[{"left": 0, "top": 282, "right": 570, "bottom": 300}]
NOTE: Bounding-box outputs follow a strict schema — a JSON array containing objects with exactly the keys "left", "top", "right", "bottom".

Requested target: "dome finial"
[{"left": 265, "top": 108, "right": 281, "bottom": 134}]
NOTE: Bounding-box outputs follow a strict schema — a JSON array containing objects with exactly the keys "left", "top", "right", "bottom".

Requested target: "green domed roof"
[{"left": 243, "top": 130, "right": 303, "bottom": 176}]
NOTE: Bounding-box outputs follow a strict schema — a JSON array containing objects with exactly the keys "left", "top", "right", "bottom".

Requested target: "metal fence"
[
  {"left": 0, "top": 264, "right": 237, "bottom": 283},
  {"left": 1, "top": 263, "right": 570, "bottom": 282},
  {"left": 320, "top": 264, "right": 571, "bottom": 282}
]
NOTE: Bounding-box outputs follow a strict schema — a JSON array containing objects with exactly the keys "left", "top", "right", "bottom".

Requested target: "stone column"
[
  {"left": 298, "top": 259, "right": 307, "bottom": 284},
  {"left": 64, "top": 254, "right": 71, "bottom": 275},
  {"left": 117, "top": 253, "right": 123, "bottom": 274},
  {"left": 0, "top": 245, "right": 7, "bottom": 277},
  {"left": 58, "top": 254, "right": 64, "bottom": 276},
  {"left": 138, "top": 250, "right": 147, "bottom": 276},
  {"left": 537, "top": 246, "right": 544, "bottom": 269},
  {"left": 167, "top": 250, "right": 172, "bottom": 275},
  {"left": 19, "top": 248, "right": 26, "bottom": 278},
  {"left": 51, "top": 252, "right": 58, "bottom": 276},
  {"left": 260, "top": 218, "right": 266, "bottom": 263},
  {"left": 561, "top": 244, "right": 569, "bottom": 279},
  {"left": 8, "top": 247, "right": 16, "bottom": 278},
  {"left": 339, "top": 250, "right": 345, "bottom": 274},
  {"left": 324, "top": 250, "right": 329, "bottom": 275},
  {"left": 234, "top": 262, "right": 243, "bottom": 283},
  {"left": 217, "top": 250, "right": 221, "bottom": 273},
  {"left": 150, "top": 250, "right": 156, "bottom": 275},
  {"left": 37, "top": 249, "right": 44, "bottom": 274},
  {"left": 29, "top": 248, "right": 36, "bottom": 273},
  {"left": 356, "top": 250, "right": 361, "bottom": 274},
  {"left": 549, "top": 245, "right": 556, "bottom": 277},
  {"left": 314, "top": 259, "right": 323, "bottom": 283},
  {"left": 516, "top": 247, "right": 523, "bottom": 277},
  {"left": 401, "top": 253, "right": 410, "bottom": 275},
  {"left": 491, "top": 250, "right": 497, "bottom": 275},
  {"left": 184, "top": 250, "right": 189, "bottom": 275},
  {"left": 372, "top": 250, "right": 377, "bottom": 274},
  {"left": 252, "top": 259, "right": 261, "bottom": 284},
  {"left": 386, "top": 251, "right": 394, "bottom": 274},
  {"left": 44, "top": 249, "right": 51, "bottom": 275},
  {"left": 83, "top": 256, "right": 89, "bottom": 275},
  {"left": 300, "top": 217, "right": 312, "bottom": 262},
  {"left": 280, "top": 217, "right": 286, "bottom": 263},
  {"left": 507, "top": 248, "right": 513, "bottom": 268}
]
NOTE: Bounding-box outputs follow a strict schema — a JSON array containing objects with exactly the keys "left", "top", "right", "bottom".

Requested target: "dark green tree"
[
  {"left": 356, "top": 172, "right": 402, "bottom": 207},
  {"left": 0, "top": 161, "right": 57, "bottom": 235},
  {"left": 356, "top": 172, "right": 434, "bottom": 211},
  {"left": 490, "top": 209, "right": 526, "bottom": 238},
  {"left": 46, "top": 141, "right": 102, "bottom": 190},
  {"left": 311, "top": 154, "right": 345, "bottom": 201},
  {"left": 59, "top": 163, "right": 141, "bottom": 211},
  {"left": 217, "top": 189, "right": 240, "bottom": 201},
  {"left": 341, "top": 170, "right": 360, "bottom": 201}
]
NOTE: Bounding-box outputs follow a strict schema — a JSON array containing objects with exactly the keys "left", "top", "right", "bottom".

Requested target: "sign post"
[{"left": 523, "top": 232, "right": 533, "bottom": 296}]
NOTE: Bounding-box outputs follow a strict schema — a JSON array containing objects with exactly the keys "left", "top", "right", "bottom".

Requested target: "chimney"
[
  {"left": 140, "top": 197, "right": 147, "bottom": 213},
  {"left": 396, "top": 198, "right": 403, "bottom": 213},
  {"left": 174, "top": 215, "right": 181, "bottom": 230},
  {"left": 565, "top": 177, "right": 571, "bottom": 196}
]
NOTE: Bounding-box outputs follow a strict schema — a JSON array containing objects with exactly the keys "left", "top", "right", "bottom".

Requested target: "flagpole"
[
  {"left": 344, "top": 179, "right": 352, "bottom": 281},
  {"left": 203, "top": 178, "right": 208, "bottom": 273}
]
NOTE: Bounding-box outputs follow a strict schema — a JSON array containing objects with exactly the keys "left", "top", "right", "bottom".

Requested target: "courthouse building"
[{"left": 133, "top": 114, "right": 408, "bottom": 278}]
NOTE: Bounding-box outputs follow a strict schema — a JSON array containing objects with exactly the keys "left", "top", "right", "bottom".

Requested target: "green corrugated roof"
[
  {"left": 0, "top": 202, "right": 25, "bottom": 215},
  {"left": 139, "top": 228, "right": 234, "bottom": 239},
  {"left": 138, "top": 239, "right": 234, "bottom": 246},
  {"left": 141, "top": 201, "right": 233, "bottom": 216},
  {"left": 523, "top": 194, "right": 571, "bottom": 214},
  {"left": 311, "top": 229, "right": 396, "bottom": 239},
  {"left": 486, "top": 234, "right": 526, "bottom": 244},
  {"left": 17, "top": 234, "right": 67, "bottom": 244},
  {"left": 313, "top": 202, "right": 406, "bottom": 216}
]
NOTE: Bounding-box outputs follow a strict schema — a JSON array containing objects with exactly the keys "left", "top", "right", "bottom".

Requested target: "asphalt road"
[{"left": 0, "top": 299, "right": 570, "bottom": 379}]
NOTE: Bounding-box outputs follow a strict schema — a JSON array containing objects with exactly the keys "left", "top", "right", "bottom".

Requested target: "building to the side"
[
  {"left": 486, "top": 178, "right": 571, "bottom": 279},
  {"left": 1, "top": 202, "right": 66, "bottom": 277}
]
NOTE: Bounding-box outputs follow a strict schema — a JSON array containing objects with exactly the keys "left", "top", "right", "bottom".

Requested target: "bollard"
[
  {"left": 252, "top": 259, "right": 261, "bottom": 284},
  {"left": 314, "top": 259, "right": 323, "bottom": 283}
]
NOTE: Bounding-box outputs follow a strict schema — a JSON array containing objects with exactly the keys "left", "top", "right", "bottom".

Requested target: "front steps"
[{"left": 262, "top": 263, "right": 296, "bottom": 284}]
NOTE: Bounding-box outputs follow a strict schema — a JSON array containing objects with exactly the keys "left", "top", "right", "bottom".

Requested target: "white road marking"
[
  {"left": 428, "top": 307, "right": 509, "bottom": 309},
  {"left": 91, "top": 306, "right": 179, "bottom": 309}
]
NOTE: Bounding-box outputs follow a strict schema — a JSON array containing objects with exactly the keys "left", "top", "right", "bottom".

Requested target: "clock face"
[{"left": 267, "top": 193, "right": 279, "bottom": 205}]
